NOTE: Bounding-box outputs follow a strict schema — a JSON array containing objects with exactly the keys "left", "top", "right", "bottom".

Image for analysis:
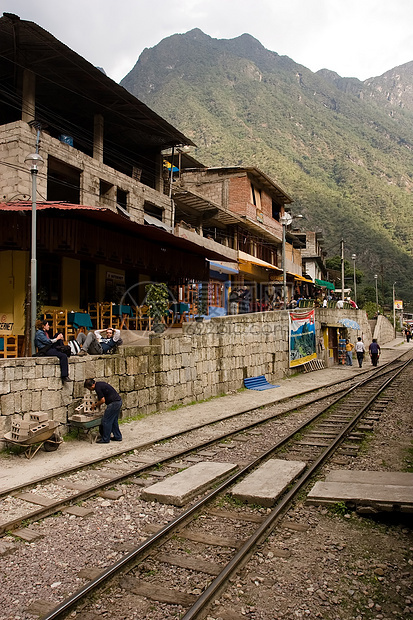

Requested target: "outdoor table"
[
  {"left": 170, "top": 302, "right": 190, "bottom": 323},
  {"left": 67, "top": 312, "right": 93, "bottom": 331},
  {"left": 112, "top": 304, "right": 134, "bottom": 316}
]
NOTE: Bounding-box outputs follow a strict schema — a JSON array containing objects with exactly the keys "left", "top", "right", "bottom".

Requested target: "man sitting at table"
[{"left": 76, "top": 327, "right": 122, "bottom": 356}]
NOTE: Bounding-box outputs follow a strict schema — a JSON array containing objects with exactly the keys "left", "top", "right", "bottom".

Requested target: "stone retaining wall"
[{"left": 0, "top": 309, "right": 372, "bottom": 438}]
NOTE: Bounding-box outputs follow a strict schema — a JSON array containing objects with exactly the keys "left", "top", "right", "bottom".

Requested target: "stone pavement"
[{"left": 0, "top": 337, "right": 409, "bottom": 493}]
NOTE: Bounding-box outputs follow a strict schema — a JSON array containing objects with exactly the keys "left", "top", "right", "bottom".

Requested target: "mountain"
[{"left": 121, "top": 29, "right": 413, "bottom": 309}]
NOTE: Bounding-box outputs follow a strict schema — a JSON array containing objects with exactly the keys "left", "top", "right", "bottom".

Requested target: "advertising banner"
[
  {"left": 394, "top": 300, "right": 403, "bottom": 310},
  {"left": 289, "top": 309, "right": 317, "bottom": 367}
]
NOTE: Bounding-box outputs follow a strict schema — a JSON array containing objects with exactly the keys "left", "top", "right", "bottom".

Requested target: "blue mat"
[{"left": 244, "top": 375, "right": 280, "bottom": 391}]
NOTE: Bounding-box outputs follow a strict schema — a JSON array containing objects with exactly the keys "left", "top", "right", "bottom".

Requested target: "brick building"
[{"left": 0, "top": 13, "right": 235, "bottom": 343}]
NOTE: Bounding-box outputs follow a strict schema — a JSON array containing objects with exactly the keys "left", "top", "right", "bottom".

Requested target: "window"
[
  {"left": 144, "top": 203, "right": 164, "bottom": 221},
  {"left": 116, "top": 188, "right": 128, "bottom": 210},
  {"left": 272, "top": 200, "right": 280, "bottom": 221},
  {"left": 47, "top": 156, "right": 81, "bottom": 203},
  {"left": 209, "top": 281, "right": 225, "bottom": 307},
  {"left": 250, "top": 183, "right": 261, "bottom": 208},
  {"left": 100, "top": 180, "right": 114, "bottom": 207},
  {"left": 38, "top": 257, "right": 61, "bottom": 306}
]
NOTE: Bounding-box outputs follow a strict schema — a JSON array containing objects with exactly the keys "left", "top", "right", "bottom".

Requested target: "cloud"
[{"left": 4, "top": 0, "right": 413, "bottom": 82}]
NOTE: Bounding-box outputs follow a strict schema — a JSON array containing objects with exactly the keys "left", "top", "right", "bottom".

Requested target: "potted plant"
[
  {"left": 195, "top": 283, "right": 208, "bottom": 322},
  {"left": 145, "top": 283, "right": 169, "bottom": 333}
]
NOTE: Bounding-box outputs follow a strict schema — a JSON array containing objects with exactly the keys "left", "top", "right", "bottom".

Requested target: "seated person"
[
  {"left": 76, "top": 327, "right": 122, "bottom": 356},
  {"left": 34, "top": 319, "right": 72, "bottom": 384}
]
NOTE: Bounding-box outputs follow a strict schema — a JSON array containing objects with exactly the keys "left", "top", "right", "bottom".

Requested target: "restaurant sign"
[{"left": 0, "top": 313, "right": 14, "bottom": 334}]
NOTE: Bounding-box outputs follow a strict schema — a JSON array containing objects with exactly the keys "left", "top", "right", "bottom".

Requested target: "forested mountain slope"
[{"left": 121, "top": 29, "right": 413, "bottom": 307}]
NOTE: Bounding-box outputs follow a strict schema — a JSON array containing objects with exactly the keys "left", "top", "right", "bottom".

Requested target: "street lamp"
[
  {"left": 25, "top": 152, "right": 44, "bottom": 354},
  {"left": 280, "top": 213, "right": 302, "bottom": 310},
  {"left": 351, "top": 253, "right": 357, "bottom": 306},
  {"left": 392, "top": 282, "right": 396, "bottom": 338},
  {"left": 374, "top": 274, "right": 379, "bottom": 317}
]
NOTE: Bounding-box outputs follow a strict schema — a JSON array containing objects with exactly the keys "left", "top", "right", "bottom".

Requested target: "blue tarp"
[
  {"left": 244, "top": 376, "right": 280, "bottom": 391},
  {"left": 338, "top": 318, "right": 361, "bottom": 330}
]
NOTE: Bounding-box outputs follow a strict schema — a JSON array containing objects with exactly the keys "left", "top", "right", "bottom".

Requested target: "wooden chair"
[
  {"left": 100, "top": 302, "right": 117, "bottom": 330},
  {"left": 54, "top": 310, "right": 69, "bottom": 341},
  {"left": 42, "top": 310, "right": 54, "bottom": 329},
  {"left": 138, "top": 305, "right": 153, "bottom": 331},
  {"left": 0, "top": 334, "right": 18, "bottom": 358},
  {"left": 127, "top": 306, "right": 140, "bottom": 330},
  {"left": 87, "top": 303, "right": 100, "bottom": 329}
]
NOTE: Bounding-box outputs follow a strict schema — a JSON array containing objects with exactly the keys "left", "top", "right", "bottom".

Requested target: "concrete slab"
[
  {"left": 326, "top": 470, "right": 413, "bottom": 486},
  {"left": 307, "top": 470, "right": 413, "bottom": 511},
  {"left": 140, "top": 461, "right": 238, "bottom": 506},
  {"left": 231, "top": 459, "right": 307, "bottom": 507}
]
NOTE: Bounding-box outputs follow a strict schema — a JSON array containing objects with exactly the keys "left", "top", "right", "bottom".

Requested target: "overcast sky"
[{"left": 3, "top": 0, "right": 413, "bottom": 83}]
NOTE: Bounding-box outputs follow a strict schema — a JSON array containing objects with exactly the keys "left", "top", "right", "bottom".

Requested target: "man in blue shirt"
[
  {"left": 84, "top": 378, "right": 122, "bottom": 444},
  {"left": 369, "top": 339, "right": 381, "bottom": 367}
]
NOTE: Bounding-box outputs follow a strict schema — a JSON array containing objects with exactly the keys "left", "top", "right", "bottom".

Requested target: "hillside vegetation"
[{"left": 121, "top": 29, "right": 413, "bottom": 309}]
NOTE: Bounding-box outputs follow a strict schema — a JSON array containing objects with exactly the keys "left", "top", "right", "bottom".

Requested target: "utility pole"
[{"left": 341, "top": 239, "right": 345, "bottom": 302}]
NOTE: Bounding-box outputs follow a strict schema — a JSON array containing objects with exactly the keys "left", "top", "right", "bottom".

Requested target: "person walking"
[
  {"left": 84, "top": 378, "right": 122, "bottom": 444},
  {"left": 405, "top": 326, "right": 412, "bottom": 343},
  {"left": 369, "top": 339, "right": 381, "bottom": 367},
  {"left": 345, "top": 339, "right": 354, "bottom": 366},
  {"left": 354, "top": 336, "right": 365, "bottom": 368}
]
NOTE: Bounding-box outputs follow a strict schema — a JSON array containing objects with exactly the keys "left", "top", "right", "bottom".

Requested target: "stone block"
[
  {"left": 28, "top": 378, "right": 51, "bottom": 390},
  {"left": 144, "top": 373, "right": 155, "bottom": 388},
  {"left": 4, "top": 367, "right": 15, "bottom": 381},
  {"left": 41, "top": 390, "right": 62, "bottom": 411},
  {"left": 13, "top": 379, "right": 27, "bottom": 392},
  {"left": 119, "top": 375, "right": 135, "bottom": 392},
  {"left": 0, "top": 381, "right": 11, "bottom": 394},
  {"left": 0, "top": 392, "right": 15, "bottom": 415}
]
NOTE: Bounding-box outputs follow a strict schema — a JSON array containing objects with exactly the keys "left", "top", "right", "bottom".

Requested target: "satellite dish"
[{"left": 281, "top": 213, "right": 293, "bottom": 226}]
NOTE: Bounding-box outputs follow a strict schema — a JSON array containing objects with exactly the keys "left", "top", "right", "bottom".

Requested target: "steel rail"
[
  {"left": 181, "top": 356, "right": 413, "bottom": 619},
  {"left": 41, "top": 357, "right": 412, "bottom": 620}
]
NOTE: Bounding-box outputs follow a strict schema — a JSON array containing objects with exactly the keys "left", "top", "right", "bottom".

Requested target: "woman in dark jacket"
[{"left": 34, "top": 320, "right": 72, "bottom": 383}]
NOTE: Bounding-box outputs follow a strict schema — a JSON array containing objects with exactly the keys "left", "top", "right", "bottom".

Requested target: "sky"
[{"left": 2, "top": 0, "right": 413, "bottom": 83}]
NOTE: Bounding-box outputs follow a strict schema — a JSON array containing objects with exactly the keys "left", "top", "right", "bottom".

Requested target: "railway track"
[
  {"left": 0, "top": 356, "right": 407, "bottom": 538},
  {"left": 9, "top": 353, "right": 407, "bottom": 620}
]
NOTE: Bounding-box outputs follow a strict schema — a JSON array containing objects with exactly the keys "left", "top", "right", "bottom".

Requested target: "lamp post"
[
  {"left": 351, "top": 253, "right": 357, "bottom": 306},
  {"left": 280, "top": 213, "right": 302, "bottom": 310},
  {"left": 392, "top": 282, "right": 396, "bottom": 338},
  {"left": 24, "top": 152, "right": 44, "bottom": 354},
  {"left": 374, "top": 273, "right": 379, "bottom": 317}
]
